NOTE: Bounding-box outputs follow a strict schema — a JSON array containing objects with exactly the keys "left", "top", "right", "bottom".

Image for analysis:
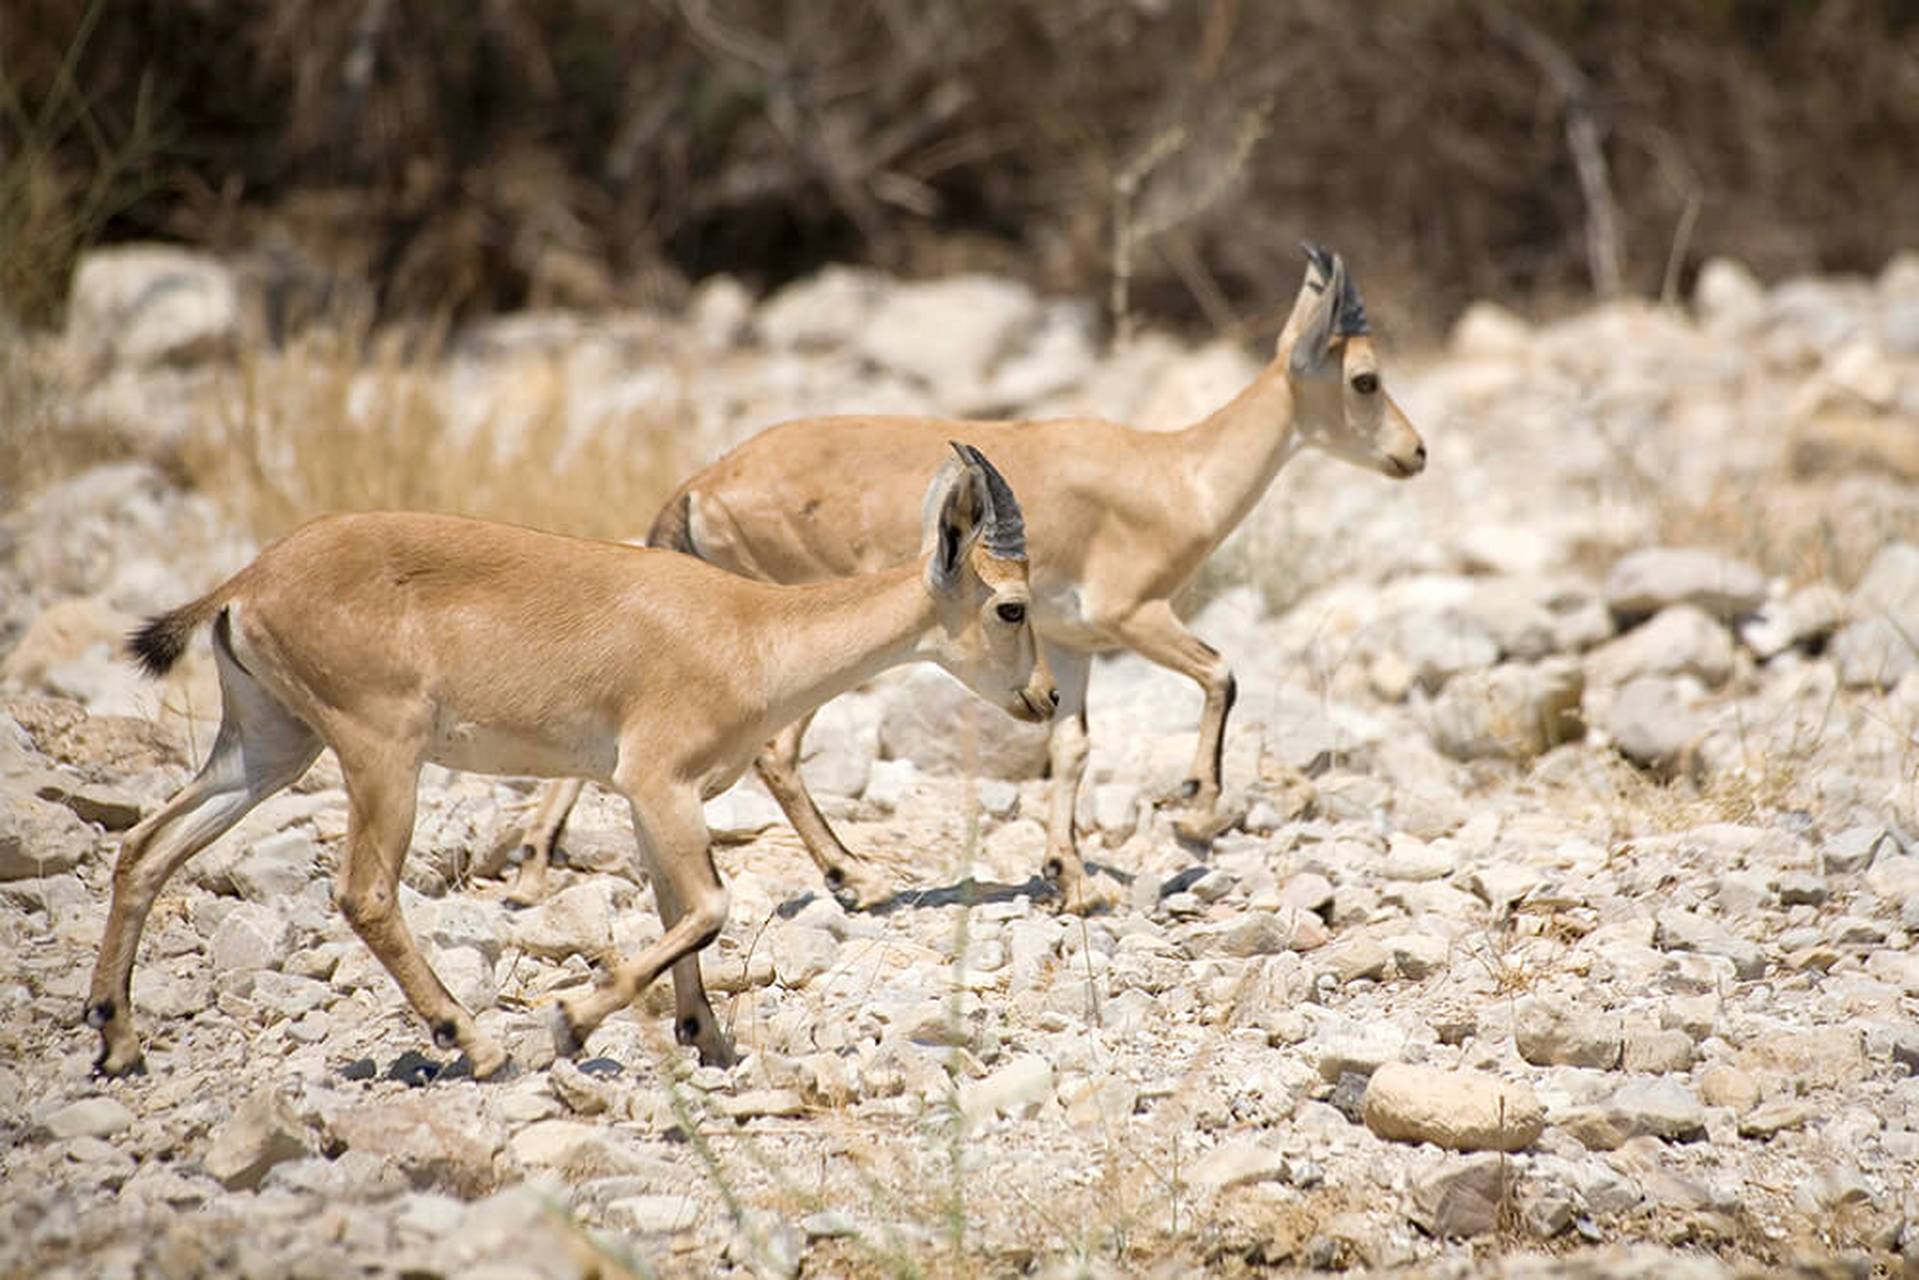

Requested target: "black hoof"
[{"left": 699, "top": 1040, "right": 739, "bottom": 1070}]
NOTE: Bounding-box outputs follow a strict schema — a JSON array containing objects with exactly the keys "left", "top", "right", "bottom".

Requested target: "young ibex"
[
  {"left": 515, "top": 245, "right": 1424, "bottom": 914},
  {"left": 86, "top": 446, "right": 1053, "bottom": 1079}
]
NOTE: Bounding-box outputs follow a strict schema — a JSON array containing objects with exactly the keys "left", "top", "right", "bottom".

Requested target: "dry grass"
[
  {"left": 606, "top": 797, "right": 1296, "bottom": 1279},
  {"left": 1587, "top": 414, "right": 1919, "bottom": 593},
  {"left": 0, "top": 340, "right": 107, "bottom": 506},
  {"left": 1595, "top": 742, "right": 1809, "bottom": 844},
  {"left": 177, "top": 318, "right": 693, "bottom": 544},
  {"left": 1648, "top": 471, "right": 1915, "bottom": 594}
]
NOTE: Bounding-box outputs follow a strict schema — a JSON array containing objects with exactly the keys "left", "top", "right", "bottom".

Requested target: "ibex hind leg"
[
  {"left": 507, "top": 777, "right": 584, "bottom": 907},
  {"left": 88, "top": 620, "right": 321, "bottom": 1075}
]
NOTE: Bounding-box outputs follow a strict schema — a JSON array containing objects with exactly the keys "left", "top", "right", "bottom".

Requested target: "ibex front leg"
[
  {"left": 753, "top": 711, "right": 891, "bottom": 911},
  {"left": 1112, "top": 601, "right": 1242, "bottom": 842},
  {"left": 1039, "top": 646, "right": 1096, "bottom": 914},
  {"left": 552, "top": 781, "right": 731, "bottom": 1062},
  {"left": 651, "top": 851, "right": 734, "bottom": 1067}
]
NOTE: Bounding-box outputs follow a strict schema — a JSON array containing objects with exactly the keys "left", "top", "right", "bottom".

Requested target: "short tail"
[
  {"left": 645, "top": 488, "right": 700, "bottom": 557},
  {"left": 127, "top": 591, "right": 230, "bottom": 679}
]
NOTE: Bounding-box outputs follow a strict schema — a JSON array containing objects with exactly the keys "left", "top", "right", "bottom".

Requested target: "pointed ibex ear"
[
  {"left": 922, "top": 442, "right": 989, "bottom": 593},
  {"left": 1284, "top": 241, "right": 1364, "bottom": 378}
]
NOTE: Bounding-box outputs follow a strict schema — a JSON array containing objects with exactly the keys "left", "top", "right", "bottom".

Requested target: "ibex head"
[
  {"left": 920, "top": 443, "right": 1056, "bottom": 723},
  {"left": 1279, "top": 243, "right": 1426, "bottom": 481}
]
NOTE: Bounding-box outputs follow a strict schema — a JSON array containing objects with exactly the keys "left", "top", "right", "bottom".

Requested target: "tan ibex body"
[
  {"left": 86, "top": 447, "right": 1051, "bottom": 1078},
  {"left": 515, "top": 246, "right": 1424, "bottom": 913}
]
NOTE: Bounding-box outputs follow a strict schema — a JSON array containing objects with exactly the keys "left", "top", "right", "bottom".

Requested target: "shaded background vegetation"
[{"left": 4, "top": 0, "right": 1917, "bottom": 337}]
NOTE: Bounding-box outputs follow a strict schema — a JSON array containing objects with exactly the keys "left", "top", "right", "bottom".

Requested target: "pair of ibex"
[{"left": 87, "top": 247, "right": 1423, "bottom": 1079}]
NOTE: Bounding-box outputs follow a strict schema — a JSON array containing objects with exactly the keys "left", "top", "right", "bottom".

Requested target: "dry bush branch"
[{"left": 6, "top": 3, "right": 1914, "bottom": 335}]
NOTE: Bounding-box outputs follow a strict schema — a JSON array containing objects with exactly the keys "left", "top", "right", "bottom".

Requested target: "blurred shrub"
[
  {"left": 0, "top": 0, "right": 163, "bottom": 327},
  {"left": 182, "top": 319, "right": 693, "bottom": 543},
  {"left": 4, "top": 0, "right": 1916, "bottom": 334}
]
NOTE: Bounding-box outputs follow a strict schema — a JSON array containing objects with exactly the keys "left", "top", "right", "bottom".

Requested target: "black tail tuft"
[{"left": 127, "top": 611, "right": 192, "bottom": 679}]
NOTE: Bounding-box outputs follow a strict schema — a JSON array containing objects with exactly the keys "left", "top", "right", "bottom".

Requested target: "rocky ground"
[{"left": 3, "top": 247, "right": 1919, "bottom": 1278}]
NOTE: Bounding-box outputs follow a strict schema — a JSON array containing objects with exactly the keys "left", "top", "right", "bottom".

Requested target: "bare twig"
[
  {"left": 1158, "top": 226, "right": 1241, "bottom": 341},
  {"left": 674, "top": 0, "right": 895, "bottom": 260},
  {"left": 1110, "top": 125, "right": 1188, "bottom": 347},
  {"left": 1479, "top": 2, "right": 1624, "bottom": 299},
  {"left": 1662, "top": 189, "right": 1702, "bottom": 310}
]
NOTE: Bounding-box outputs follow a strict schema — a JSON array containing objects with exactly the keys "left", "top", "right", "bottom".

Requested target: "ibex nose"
[{"left": 1387, "top": 440, "right": 1426, "bottom": 479}]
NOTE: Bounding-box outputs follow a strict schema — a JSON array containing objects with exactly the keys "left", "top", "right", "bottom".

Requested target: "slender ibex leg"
[
  {"left": 553, "top": 779, "right": 730, "bottom": 1061},
  {"left": 332, "top": 735, "right": 506, "bottom": 1078},
  {"left": 650, "top": 850, "right": 734, "bottom": 1067},
  {"left": 753, "top": 710, "right": 890, "bottom": 911},
  {"left": 1110, "top": 600, "right": 1241, "bottom": 841},
  {"left": 507, "top": 777, "right": 584, "bottom": 906},
  {"left": 87, "top": 629, "right": 321, "bottom": 1076},
  {"left": 1038, "top": 645, "right": 1095, "bottom": 913}
]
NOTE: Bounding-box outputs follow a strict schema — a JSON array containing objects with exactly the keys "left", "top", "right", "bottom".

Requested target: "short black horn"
[
  {"left": 1301, "top": 242, "right": 1369, "bottom": 335},
  {"left": 1335, "top": 263, "right": 1370, "bottom": 337},
  {"left": 1300, "top": 241, "right": 1335, "bottom": 292},
  {"left": 951, "top": 442, "right": 1026, "bottom": 561}
]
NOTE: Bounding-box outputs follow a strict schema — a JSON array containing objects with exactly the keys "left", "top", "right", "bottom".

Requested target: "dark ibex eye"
[
  {"left": 996, "top": 602, "right": 1027, "bottom": 625},
  {"left": 1352, "top": 372, "right": 1380, "bottom": 394}
]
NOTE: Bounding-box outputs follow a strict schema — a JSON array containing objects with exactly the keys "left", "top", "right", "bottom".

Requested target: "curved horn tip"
[
  {"left": 962, "top": 448, "right": 1027, "bottom": 561},
  {"left": 1300, "top": 242, "right": 1337, "bottom": 292}
]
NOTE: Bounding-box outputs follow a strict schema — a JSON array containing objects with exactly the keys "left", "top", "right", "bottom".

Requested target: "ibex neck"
[
  {"left": 1177, "top": 356, "right": 1304, "bottom": 538},
  {"left": 758, "top": 563, "right": 932, "bottom": 729}
]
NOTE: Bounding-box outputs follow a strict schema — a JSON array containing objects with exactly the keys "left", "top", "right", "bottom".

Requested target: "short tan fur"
[
  {"left": 517, "top": 246, "right": 1423, "bottom": 913},
  {"left": 87, "top": 447, "right": 1053, "bottom": 1078}
]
